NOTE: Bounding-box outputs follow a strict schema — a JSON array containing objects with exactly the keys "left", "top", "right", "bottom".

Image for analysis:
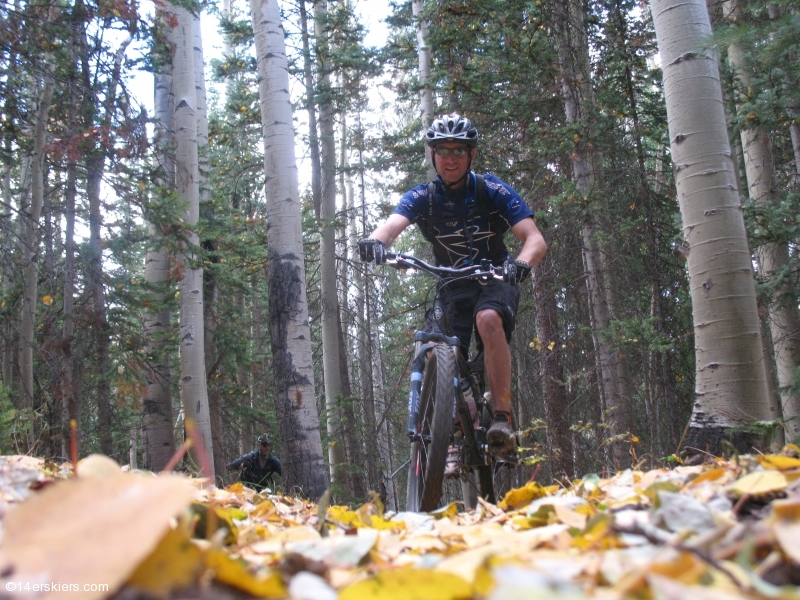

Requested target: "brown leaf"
[{"left": 0, "top": 471, "right": 196, "bottom": 600}]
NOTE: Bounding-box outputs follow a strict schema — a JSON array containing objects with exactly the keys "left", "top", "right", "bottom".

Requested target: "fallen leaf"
[
  {"left": 205, "top": 548, "right": 285, "bottom": 597},
  {"left": 770, "top": 499, "right": 800, "bottom": 564},
  {"left": 126, "top": 524, "right": 204, "bottom": 597},
  {"left": 0, "top": 472, "right": 196, "bottom": 600},
  {"left": 727, "top": 470, "right": 787, "bottom": 497},
  {"left": 499, "top": 482, "right": 554, "bottom": 511},
  {"left": 286, "top": 529, "right": 379, "bottom": 567},
  {"left": 339, "top": 567, "right": 472, "bottom": 600},
  {"left": 430, "top": 502, "right": 459, "bottom": 520},
  {"left": 758, "top": 454, "right": 800, "bottom": 471},
  {"left": 654, "top": 490, "right": 717, "bottom": 534}
]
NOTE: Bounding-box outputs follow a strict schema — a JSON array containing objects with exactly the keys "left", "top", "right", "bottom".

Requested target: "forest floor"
[{"left": 2, "top": 450, "right": 800, "bottom": 600}]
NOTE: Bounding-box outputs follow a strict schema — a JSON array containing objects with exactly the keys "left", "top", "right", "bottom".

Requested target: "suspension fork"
[{"left": 406, "top": 330, "right": 461, "bottom": 440}]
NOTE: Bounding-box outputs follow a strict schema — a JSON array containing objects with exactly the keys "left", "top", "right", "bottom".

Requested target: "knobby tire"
[{"left": 406, "top": 344, "right": 454, "bottom": 512}]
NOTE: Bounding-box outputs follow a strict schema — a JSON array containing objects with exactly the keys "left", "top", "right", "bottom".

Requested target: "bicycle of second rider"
[{"left": 383, "top": 251, "right": 520, "bottom": 513}]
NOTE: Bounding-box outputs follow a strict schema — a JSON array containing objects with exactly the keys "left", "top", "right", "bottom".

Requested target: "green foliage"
[{"left": 0, "top": 384, "right": 19, "bottom": 455}]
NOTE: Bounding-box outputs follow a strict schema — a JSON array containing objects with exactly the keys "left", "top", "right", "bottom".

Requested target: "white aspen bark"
[
  {"left": 172, "top": 4, "right": 215, "bottom": 477},
  {"left": 412, "top": 0, "right": 436, "bottom": 181},
  {"left": 314, "top": 0, "right": 348, "bottom": 498},
  {"left": 250, "top": 0, "right": 328, "bottom": 499},
  {"left": 651, "top": 0, "right": 773, "bottom": 449},
  {"left": 193, "top": 10, "right": 226, "bottom": 479},
  {"left": 724, "top": 0, "right": 800, "bottom": 438},
  {"left": 129, "top": 426, "right": 138, "bottom": 469},
  {"left": 142, "top": 35, "right": 176, "bottom": 471},
  {"left": 19, "top": 50, "right": 55, "bottom": 449},
  {"left": 299, "top": 0, "right": 322, "bottom": 217}
]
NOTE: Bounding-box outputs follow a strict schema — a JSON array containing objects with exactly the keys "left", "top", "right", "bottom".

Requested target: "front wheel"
[{"left": 406, "top": 344, "right": 455, "bottom": 512}]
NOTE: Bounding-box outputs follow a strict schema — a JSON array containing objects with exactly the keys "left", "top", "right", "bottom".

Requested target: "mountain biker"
[
  {"left": 358, "top": 113, "right": 547, "bottom": 461},
  {"left": 226, "top": 433, "right": 282, "bottom": 492}
]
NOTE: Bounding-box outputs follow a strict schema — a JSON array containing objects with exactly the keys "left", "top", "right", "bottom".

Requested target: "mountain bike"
[{"left": 384, "top": 252, "right": 518, "bottom": 512}]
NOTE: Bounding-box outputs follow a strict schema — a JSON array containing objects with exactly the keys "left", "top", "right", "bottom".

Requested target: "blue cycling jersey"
[{"left": 393, "top": 172, "right": 533, "bottom": 268}]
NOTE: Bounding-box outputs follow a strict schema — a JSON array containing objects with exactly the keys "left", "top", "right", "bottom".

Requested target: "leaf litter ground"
[{"left": 2, "top": 449, "right": 800, "bottom": 599}]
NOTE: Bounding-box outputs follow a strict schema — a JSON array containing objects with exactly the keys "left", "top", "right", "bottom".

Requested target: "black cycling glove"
[
  {"left": 502, "top": 259, "right": 531, "bottom": 285},
  {"left": 515, "top": 260, "right": 532, "bottom": 283},
  {"left": 358, "top": 238, "right": 387, "bottom": 265}
]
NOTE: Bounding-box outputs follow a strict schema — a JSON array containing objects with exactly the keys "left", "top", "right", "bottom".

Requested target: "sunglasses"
[{"left": 433, "top": 147, "right": 470, "bottom": 158}]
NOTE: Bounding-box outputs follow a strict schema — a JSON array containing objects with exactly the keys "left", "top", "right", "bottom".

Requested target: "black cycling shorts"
[{"left": 425, "top": 279, "right": 520, "bottom": 359}]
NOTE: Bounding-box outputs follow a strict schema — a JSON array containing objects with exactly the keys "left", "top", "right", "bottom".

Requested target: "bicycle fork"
[{"left": 406, "top": 330, "right": 461, "bottom": 441}]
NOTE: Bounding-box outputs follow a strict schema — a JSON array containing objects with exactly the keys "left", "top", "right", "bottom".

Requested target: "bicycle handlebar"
[{"left": 384, "top": 252, "right": 506, "bottom": 283}]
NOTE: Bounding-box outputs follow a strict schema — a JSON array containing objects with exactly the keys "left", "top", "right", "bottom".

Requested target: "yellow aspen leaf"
[
  {"left": 127, "top": 526, "right": 204, "bottom": 597},
  {"left": 42, "top": 295, "right": 53, "bottom": 305},
  {"left": 369, "top": 514, "right": 404, "bottom": 530},
  {"left": 327, "top": 505, "right": 366, "bottom": 528},
  {"left": 757, "top": 454, "right": 800, "bottom": 471},
  {"left": 250, "top": 498, "right": 276, "bottom": 518},
  {"left": 570, "top": 515, "right": 623, "bottom": 550},
  {"left": 770, "top": 500, "right": 800, "bottom": 564},
  {"left": 782, "top": 443, "right": 800, "bottom": 456},
  {"left": 686, "top": 467, "right": 728, "bottom": 487},
  {"left": 340, "top": 567, "right": 472, "bottom": 600},
  {"left": 205, "top": 549, "right": 285, "bottom": 598},
  {"left": 191, "top": 502, "right": 238, "bottom": 545},
  {"left": 727, "top": 470, "right": 787, "bottom": 497},
  {"left": 648, "top": 550, "right": 707, "bottom": 584},
  {"left": 430, "top": 502, "right": 459, "bottom": 519},
  {"left": 498, "top": 482, "right": 551, "bottom": 511}
]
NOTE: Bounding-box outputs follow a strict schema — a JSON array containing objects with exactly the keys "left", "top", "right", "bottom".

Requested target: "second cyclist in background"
[{"left": 359, "top": 114, "right": 547, "bottom": 461}]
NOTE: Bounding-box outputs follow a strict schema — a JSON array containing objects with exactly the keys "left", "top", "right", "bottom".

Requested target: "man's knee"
[{"left": 475, "top": 309, "right": 503, "bottom": 337}]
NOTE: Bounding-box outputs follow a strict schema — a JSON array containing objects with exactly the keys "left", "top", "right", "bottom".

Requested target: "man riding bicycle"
[
  {"left": 226, "top": 433, "right": 282, "bottom": 492},
  {"left": 358, "top": 114, "right": 547, "bottom": 461}
]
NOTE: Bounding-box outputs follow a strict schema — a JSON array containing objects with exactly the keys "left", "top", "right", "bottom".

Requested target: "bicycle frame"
[{"left": 386, "top": 252, "right": 507, "bottom": 509}]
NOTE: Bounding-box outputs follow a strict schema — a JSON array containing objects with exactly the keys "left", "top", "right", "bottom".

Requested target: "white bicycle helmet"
[{"left": 425, "top": 114, "right": 479, "bottom": 148}]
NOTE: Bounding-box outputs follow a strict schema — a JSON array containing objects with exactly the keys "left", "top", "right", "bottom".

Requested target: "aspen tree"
[
  {"left": 250, "top": 0, "right": 328, "bottom": 499},
  {"left": 724, "top": 0, "right": 800, "bottom": 442},
  {"left": 142, "top": 6, "right": 176, "bottom": 471},
  {"left": 651, "top": 0, "right": 773, "bottom": 453},
  {"left": 314, "top": 0, "right": 349, "bottom": 500},
  {"left": 172, "top": 3, "right": 215, "bottom": 476}
]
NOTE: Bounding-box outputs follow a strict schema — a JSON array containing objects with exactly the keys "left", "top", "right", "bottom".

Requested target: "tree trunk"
[
  {"left": 724, "top": 0, "right": 800, "bottom": 441},
  {"left": 554, "top": 0, "right": 630, "bottom": 468},
  {"left": 533, "top": 256, "right": 574, "bottom": 478},
  {"left": 412, "top": 0, "right": 436, "bottom": 181},
  {"left": 142, "top": 24, "right": 176, "bottom": 471},
  {"left": 336, "top": 121, "right": 367, "bottom": 500},
  {"left": 250, "top": 0, "right": 328, "bottom": 499},
  {"left": 18, "top": 47, "right": 56, "bottom": 450},
  {"left": 299, "top": 0, "right": 322, "bottom": 218},
  {"left": 172, "top": 3, "right": 215, "bottom": 478},
  {"left": 314, "top": 0, "right": 349, "bottom": 501},
  {"left": 651, "top": 0, "right": 773, "bottom": 454}
]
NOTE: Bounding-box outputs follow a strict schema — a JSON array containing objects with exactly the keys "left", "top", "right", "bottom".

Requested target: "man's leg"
[
  {"left": 475, "top": 308, "right": 512, "bottom": 412},
  {"left": 475, "top": 308, "right": 517, "bottom": 459}
]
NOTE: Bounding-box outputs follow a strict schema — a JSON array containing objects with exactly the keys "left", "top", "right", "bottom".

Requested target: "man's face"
[
  {"left": 432, "top": 143, "right": 475, "bottom": 189},
  {"left": 259, "top": 442, "right": 270, "bottom": 456}
]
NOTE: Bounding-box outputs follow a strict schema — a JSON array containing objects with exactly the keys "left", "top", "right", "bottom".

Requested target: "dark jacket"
[{"left": 227, "top": 450, "right": 282, "bottom": 491}]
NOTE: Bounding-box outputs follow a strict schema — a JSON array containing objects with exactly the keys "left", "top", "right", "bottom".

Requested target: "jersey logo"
[{"left": 434, "top": 224, "right": 495, "bottom": 267}]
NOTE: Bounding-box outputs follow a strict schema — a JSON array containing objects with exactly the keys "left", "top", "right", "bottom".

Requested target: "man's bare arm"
[
  {"left": 367, "top": 213, "right": 412, "bottom": 248},
  {"left": 511, "top": 217, "right": 547, "bottom": 267}
]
